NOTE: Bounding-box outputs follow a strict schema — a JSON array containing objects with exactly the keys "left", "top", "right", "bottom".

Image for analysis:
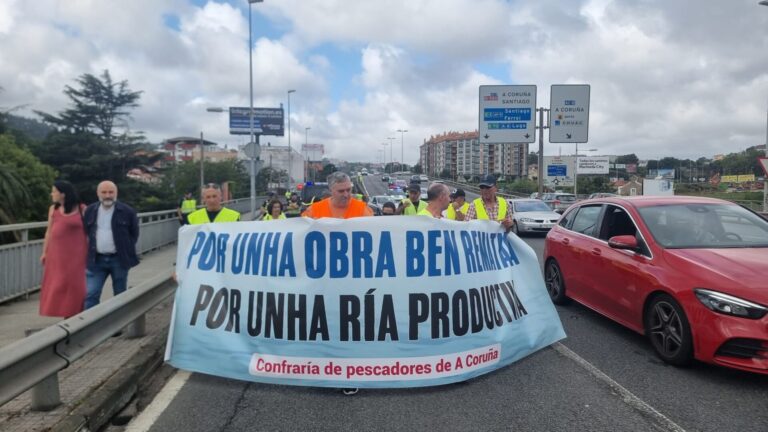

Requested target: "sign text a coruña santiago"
[
  {"left": 166, "top": 217, "right": 565, "bottom": 388},
  {"left": 479, "top": 85, "right": 537, "bottom": 144}
]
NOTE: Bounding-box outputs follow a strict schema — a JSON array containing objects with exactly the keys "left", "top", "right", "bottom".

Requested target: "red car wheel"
[{"left": 644, "top": 293, "right": 694, "bottom": 366}]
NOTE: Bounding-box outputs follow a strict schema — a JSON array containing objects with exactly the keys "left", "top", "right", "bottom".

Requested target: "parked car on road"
[
  {"left": 541, "top": 192, "right": 577, "bottom": 213},
  {"left": 411, "top": 175, "right": 422, "bottom": 183},
  {"left": 544, "top": 196, "right": 768, "bottom": 375},
  {"left": 369, "top": 195, "right": 399, "bottom": 212},
  {"left": 381, "top": 175, "right": 390, "bottom": 182},
  {"left": 509, "top": 199, "right": 561, "bottom": 236},
  {"left": 419, "top": 174, "right": 429, "bottom": 182}
]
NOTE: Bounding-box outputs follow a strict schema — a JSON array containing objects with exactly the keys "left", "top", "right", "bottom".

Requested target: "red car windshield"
[{"left": 638, "top": 203, "right": 768, "bottom": 249}]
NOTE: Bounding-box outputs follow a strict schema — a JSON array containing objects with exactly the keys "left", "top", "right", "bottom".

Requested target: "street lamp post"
[
  {"left": 397, "top": 129, "right": 408, "bottom": 171},
  {"left": 247, "top": 0, "right": 264, "bottom": 219},
  {"left": 199, "top": 132, "right": 205, "bottom": 196},
  {"left": 287, "top": 89, "right": 296, "bottom": 188},
  {"left": 305, "top": 127, "right": 310, "bottom": 181},
  {"left": 760, "top": 0, "right": 768, "bottom": 211},
  {"left": 381, "top": 143, "right": 389, "bottom": 173},
  {"left": 387, "top": 137, "right": 395, "bottom": 172}
]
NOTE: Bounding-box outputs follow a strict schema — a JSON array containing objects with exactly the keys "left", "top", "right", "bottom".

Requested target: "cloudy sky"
[{"left": 1, "top": 0, "right": 767, "bottom": 164}]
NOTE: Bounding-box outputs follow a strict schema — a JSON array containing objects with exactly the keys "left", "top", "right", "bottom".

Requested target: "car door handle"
[
  {"left": 591, "top": 248, "right": 601, "bottom": 256},
  {"left": 561, "top": 238, "right": 570, "bottom": 245}
]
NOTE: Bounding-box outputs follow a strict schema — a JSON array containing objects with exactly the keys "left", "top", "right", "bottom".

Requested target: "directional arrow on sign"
[
  {"left": 524, "top": 133, "right": 530, "bottom": 139},
  {"left": 484, "top": 134, "right": 490, "bottom": 139},
  {"left": 566, "top": 133, "right": 572, "bottom": 139}
]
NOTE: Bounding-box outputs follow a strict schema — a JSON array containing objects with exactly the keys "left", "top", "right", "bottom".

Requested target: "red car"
[{"left": 544, "top": 196, "right": 768, "bottom": 375}]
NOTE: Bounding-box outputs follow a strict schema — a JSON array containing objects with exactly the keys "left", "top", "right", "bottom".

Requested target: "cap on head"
[
  {"left": 450, "top": 188, "right": 466, "bottom": 199},
  {"left": 407, "top": 183, "right": 421, "bottom": 193},
  {"left": 478, "top": 175, "right": 497, "bottom": 187}
]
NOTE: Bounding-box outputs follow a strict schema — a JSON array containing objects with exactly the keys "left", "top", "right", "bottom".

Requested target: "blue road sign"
[
  {"left": 229, "top": 107, "right": 284, "bottom": 136},
  {"left": 548, "top": 165, "right": 567, "bottom": 177}
]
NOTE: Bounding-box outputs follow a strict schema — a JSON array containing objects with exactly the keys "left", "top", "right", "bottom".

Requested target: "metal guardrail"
[
  {"left": 0, "top": 271, "right": 176, "bottom": 409},
  {"left": 0, "top": 198, "right": 253, "bottom": 304}
]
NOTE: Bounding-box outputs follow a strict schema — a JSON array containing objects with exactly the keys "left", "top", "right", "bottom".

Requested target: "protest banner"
[{"left": 165, "top": 217, "right": 566, "bottom": 388}]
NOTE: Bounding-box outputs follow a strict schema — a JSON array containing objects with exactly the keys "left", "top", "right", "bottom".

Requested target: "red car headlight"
[{"left": 694, "top": 288, "right": 768, "bottom": 320}]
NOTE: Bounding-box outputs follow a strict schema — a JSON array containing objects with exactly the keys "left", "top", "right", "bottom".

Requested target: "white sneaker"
[{"left": 341, "top": 388, "right": 359, "bottom": 396}]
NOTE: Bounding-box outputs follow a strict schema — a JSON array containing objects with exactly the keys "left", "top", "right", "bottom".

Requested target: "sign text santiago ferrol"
[
  {"left": 166, "top": 217, "right": 565, "bottom": 388},
  {"left": 479, "top": 85, "right": 537, "bottom": 144},
  {"left": 229, "top": 107, "right": 284, "bottom": 136},
  {"left": 549, "top": 84, "right": 590, "bottom": 143}
]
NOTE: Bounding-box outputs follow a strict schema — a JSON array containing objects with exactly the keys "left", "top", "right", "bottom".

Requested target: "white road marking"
[
  {"left": 552, "top": 342, "right": 686, "bottom": 432},
  {"left": 125, "top": 370, "right": 191, "bottom": 432}
]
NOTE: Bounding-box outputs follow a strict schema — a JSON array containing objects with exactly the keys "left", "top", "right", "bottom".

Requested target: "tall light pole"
[
  {"left": 381, "top": 143, "right": 389, "bottom": 173},
  {"left": 387, "top": 137, "right": 395, "bottom": 172},
  {"left": 287, "top": 89, "right": 296, "bottom": 188},
  {"left": 397, "top": 129, "right": 408, "bottom": 171},
  {"left": 305, "top": 127, "right": 311, "bottom": 181},
  {"left": 246, "top": 0, "right": 264, "bottom": 218},
  {"left": 761, "top": 0, "right": 768, "bottom": 211}
]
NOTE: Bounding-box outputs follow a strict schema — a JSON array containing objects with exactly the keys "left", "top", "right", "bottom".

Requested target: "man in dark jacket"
[{"left": 83, "top": 180, "right": 140, "bottom": 309}]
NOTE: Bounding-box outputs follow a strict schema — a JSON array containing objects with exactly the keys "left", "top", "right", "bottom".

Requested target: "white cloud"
[{"left": 1, "top": 0, "right": 767, "bottom": 165}]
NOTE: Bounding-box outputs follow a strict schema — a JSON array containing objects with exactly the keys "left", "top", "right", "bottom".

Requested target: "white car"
[
  {"left": 419, "top": 174, "right": 429, "bottom": 182},
  {"left": 509, "top": 199, "right": 561, "bottom": 236}
]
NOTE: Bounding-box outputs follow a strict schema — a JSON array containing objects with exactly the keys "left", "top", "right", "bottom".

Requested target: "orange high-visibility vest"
[{"left": 302, "top": 198, "right": 370, "bottom": 219}]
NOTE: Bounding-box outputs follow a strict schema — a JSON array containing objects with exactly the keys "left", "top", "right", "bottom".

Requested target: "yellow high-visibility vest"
[
  {"left": 402, "top": 199, "right": 427, "bottom": 215},
  {"left": 187, "top": 207, "right": 241, "bottom": 224},
  {"left": 180, "top": 199, "right": 197, "bottom": 214},
  {"left": 417, "top": 208, "right": 436, "bottom": 218},
  {"left": 263, "top": 213, "right": 286, "bottom": 220},
  {"left": 472, "top": 197, "right": 507, "bottom": 220},
  {"left": 446, "top": 202, "right": 469, "bottom": 220}
]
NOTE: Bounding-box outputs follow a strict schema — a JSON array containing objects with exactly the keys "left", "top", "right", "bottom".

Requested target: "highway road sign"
[
  {"left": 229, "top": 107, "right": 283, "bottom": 136},
  {"left": 244, "top": 142, "right": 261, "bottom": 159},
  {"left": 549, "top": 84, "right": 590, "bottom": 143},
  {"left": 479, "top": 85, "right": 536, "bottom": 143}
]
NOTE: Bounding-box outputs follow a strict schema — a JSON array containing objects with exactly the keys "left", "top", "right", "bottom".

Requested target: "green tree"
[
  {"left": 0, "top": 133, "right": 57, "bottom": 224},
  {"left": 320, "top": 163, "right": 337, "bottom": 178},
  {"left": 168, "top": 159, "right": 250, "bottom": 200},
  {"left": 35, "top": 70, "right": 141, "bottom": 141},
  {"left": 439, "top": 168, "right": 452, "bottom": 179},
  {"left": 412, "top": 164, "right": 422, "bottom": 174}
]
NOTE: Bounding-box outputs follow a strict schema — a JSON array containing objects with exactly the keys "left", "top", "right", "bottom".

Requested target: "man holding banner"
[
  {"left": 301, "top": 171, "right": 372, "bottom": 394},
  {"left": 465, "top": 175, "right": 513, "bottom": 231},
  {"left": 301, "top": 172, "right": 373, "bottom": 219},
  {"left": 417, "top": 183, "right": 451, "bottom": 218}
]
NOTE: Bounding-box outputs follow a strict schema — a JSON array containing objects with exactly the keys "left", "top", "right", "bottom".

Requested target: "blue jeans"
[{"left": 85, "top": 254, "right": 129, "bottom": 309}]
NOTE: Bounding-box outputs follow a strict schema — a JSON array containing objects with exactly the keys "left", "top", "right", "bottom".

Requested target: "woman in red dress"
[{"left": 39, "top": 180, "right": 88, "bottom": 318}]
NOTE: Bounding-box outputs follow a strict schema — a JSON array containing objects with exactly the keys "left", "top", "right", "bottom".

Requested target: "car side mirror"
[{"left": 608, "top": 235, "right": 639, "bottom": 251}]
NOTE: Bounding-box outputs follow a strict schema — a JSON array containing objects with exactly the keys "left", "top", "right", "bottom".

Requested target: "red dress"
[{"left": 39, "top": 208, "right": 88, "bottom": 317}]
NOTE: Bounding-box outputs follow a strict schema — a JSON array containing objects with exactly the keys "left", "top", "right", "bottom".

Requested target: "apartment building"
[{"left": 419, "top": 131, "right": 527, "bottom": 179}]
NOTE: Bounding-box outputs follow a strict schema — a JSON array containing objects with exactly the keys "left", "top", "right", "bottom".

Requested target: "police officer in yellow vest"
[
  {"left": 187, "top": 184, "right": 241, "bottom": 224},
  {"left": 177, "top": 191, "right": 197, "bottom": 225},
  {"left": 397, "top": 182, "right": 427, "bottom": 215},
  {"left": 464, "top": 175, "right": 513, "bottom": 231},
  {"left": 446, "top": 188, "right": 469, "bottom": 220}
]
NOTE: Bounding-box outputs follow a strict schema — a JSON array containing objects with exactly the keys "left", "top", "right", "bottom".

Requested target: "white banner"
[{"left": 166, "top": 217, "right": 566, "bottom": 388}]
